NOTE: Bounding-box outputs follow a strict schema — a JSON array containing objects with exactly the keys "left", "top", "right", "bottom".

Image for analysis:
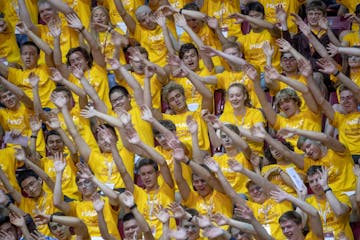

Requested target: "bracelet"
[
  {"left": 188, "top": 215, "right": 193, "bottom": 222},
  {"left": 107, "top": 26, "right": 113, "bottom": 33},
  {"left": 129, "top": 204, "right": 137, "bottom": 210},
  {"left": 31, "top": 135, "right": 37, "bottom": 139},
  {"left": 185, "top": 159, "right": 191, "bottom": 165},
  {"left": 50, "top": 214, "right": 54, "bottom": 222},
  {"left": 79, "top": 26, "right": 85, "bottom": 32},
  {"left": 4, "top": 201, "right": 11, "bottom": 208},
  {"left": 333, "top": 70, "right": 340, "bottom": 77},
  {"left": 324, "top": 187, "right": 332, "bottom": 193}
]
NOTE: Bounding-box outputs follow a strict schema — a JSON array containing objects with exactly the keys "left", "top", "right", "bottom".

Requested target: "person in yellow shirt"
[
  {"left": 248, "top": 63, "right": 321, "bottom": 153},
  {"left": 0, "top": 16, "right": 21, "bottom": 65},
  {"left": 113, "top": 0, "right": 178, "bottom": 66},
  {"left": 0, "top": 147, "right": 21, "bottom": 193},
  {"left": 53, "top": 158, "right": 121, "bottom": 239},
  {"left": 305, "top": 166, "right": 354, "bottom": 239}
]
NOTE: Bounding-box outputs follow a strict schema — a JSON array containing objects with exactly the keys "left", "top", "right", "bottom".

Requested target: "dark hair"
[
  {"left": 45, "top": 130, "right": 62, "bottom": 144},
  {"left": 356, "top": 4, "right": 360, "bottom": 15},
  {"left": 179, "top": 43, "right": 199, "bottom": 59},
  {"left": 137, "top": 158, "right": 159, "bottom": 172},
  {"left": 306, "top": 165, "right": 322, "bottom": 177},
  {"left": 245, "top": 2, "right": 265, "bottom": 15},
  {"left": 279, "top": 211, "right": 302, "bottom": 225},
  {"left": 52, "top": 85, "right": 73, "bottom": 99},
  {"left": 223, "top": 124, "right": 240, "bottom": 136},
  {"left": 162, "top": 81, "right": 185, "bottom": 104},
  {"left": 66, "top": 47, "right": 93, "bottom": 68},
  {"left": 47, "top": 212, "right": 65, "bottom": 229},
  {"left": 306, "top": 0, "right": 326, "bottom": 15},
  {"left": 183, "top": 2, "right": 200, "bottom": 11},
  {"left": 153, "top": 120, "right": 176, "bottom": 135},
  {"left": 20, "top": 41, "right": 40, "bottom": 55},
  {"left": 109, "top": 85, "right": 130, "bottom": 100},
  {"left": 128, "top": 46, "right": 149, "bottom": 60},
  {"left": 16, "top": 169, "right": 40, "bottom": 187},
  {"left": 264, "top": 136, "right": 294, "bottom": 164},
  {"left": 122, "top": 212, "right": 135, "bottom": 222}
]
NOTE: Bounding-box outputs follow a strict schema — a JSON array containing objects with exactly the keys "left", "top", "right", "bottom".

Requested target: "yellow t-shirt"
[
  {"left": 330, "top": 111, "right": 360, "bottom": 155},
  {"left": 214, "top": 152, "right": 252, "bottom": 194},
  {"left": 304, "top": 149, "right": 356, "bottom": 193},
  {"left": 219, "top": 107, "right": 265, "bottom": 155},
  {"left": 60, "top": 0, "right": 91, "bottom": 28},
  {"left": 19, "top": 189, "right": 58, "bottom": 236},
  {"left": 342, "top": 31, "right": 360, "bottom": 47},
  {"left": 0, "top": 103, "right": 46, "bottom": 156},
  {"left": 8, "top": 64, "right": 56, "bottom": 109},
  {"left": 306, "top": 193, "right": 354, "bottom": 240},
  {"left": 216, "top": 70, "right": 261, "bottom": 109},
  {"left": 69, "top": 197, "right": 120, "bottom": 239},
  {"left": 0, "top": 148, "right": 20, "bottom": 193},
  {"left": 0, "top": 25, "right": 21, "bottom": 64},
  {"left": 273, "top": 111, "right": 321, "bottom": 153},
  {"left": 87, "top": 148, "right": 134, "bottom": 189},
  {"left": 257, "top": 0, "right": 305, "bottom": 34},
  {"left": 37, "top": 22, "right": 80, "bottom": 65},
  {"left": 247, "top": 198, "right": 293, "bottom": 240},
  {"left": 237, "top": 30, "right": 281, "bottom": 72},
  {"left": 96, "top": 28, "right": 127, "bottom": 66},
  {"left": 350, "top": 68, "right": 360, "bottom": 87},
  {"left": 133, "top": 184, "right": 175, "bottom": 239},
  {"left": 132, "top": 21, "right": 177, "bottom": 67},
  {"left": 163, "top": 110, "right": 210, "bottom": 151},
  {"left": 68, "top": 62, "right": 112, "bottom": 109},
  {"left": 261, "top": 164, "right": 298, "bottom": 196},
  {"left": 0, "top": 0, "right": 38, "bottom": 30},
  {"left": 57, "top": 105, "right": 99, "bottom": 151},
  {"left": 172, "top": 64, "right": 215, "bottom": 111},
  {"left": 41, "top": 155, "right": 80, "bottom": 200},
  {"left": 201, "top": 0, "right": 241, "bottom": 37},
  {"left": 183, "top": 189, "right": 233, "bottom": 218},
  {"left": 155, "top": 146, "right": 192, "bottom": 192}
]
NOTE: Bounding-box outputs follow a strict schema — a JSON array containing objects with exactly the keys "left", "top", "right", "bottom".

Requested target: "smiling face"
[
  {"left": 339, "top": 89, "right": 358, "bottom": 113},
  {"left": 348, "top": 55, "right": 360, "bottom": 69},
  {"left": 228, "top": 85, "right": 246, "bottom": 110},
  {"left": 46, "top": 134, "right": 64, "bottom": 155},
  {"left": 247, "top": 182, "right": 267, "bottom": 203},
  {"left": 0, "top": 90, "right": 19, "bottom": 110},
  {"left": 110, "top": 90, "right": 131, "bottom": 112},
  {"left": 280, "top": 219, "right": 303, "bottom": 240},
  {"left": 300, "top": 139, "right": 322, "bottom": 160},
  {"left": 123, "top": 218, "right": 141, "bottom": 239},
  {"left": 136, "top": 12, "right": 156, "bottom": 30},
  {"left": 192, "top": 174, "right": 212, "bottom": 197},
  {"left": 68, "top": 51, "right": 89, "bottom": 72}
]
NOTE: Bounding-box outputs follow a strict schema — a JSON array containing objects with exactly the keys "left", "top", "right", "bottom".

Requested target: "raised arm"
[
  {"left": 328, "top": 44, "right": 360, "bottom": 57},
  {"left": 202, "top": 45, "right": 247, "bottom": 67},
  {"left": 271, "top": 189, "right": 324, "bottom": 239},
  {"left": 154, "top": 14, "right": 176, "bottom": 55},
  {"left": 66, "top": 13, "right": 106, "bottom": 68},
  {"left": 173, "top": 147, "right": 192, "bottom": 201},
  {"left": 0, "top": 167, "right": 21, "bottom": 204},
  {"left": 92, "top": 197, "right": 117, "bottom": 240},
  {"left": 265, "top": 65, "right": 319, "bottom": 114},
  {"left": 18, "top": 0, "right": 39, "bottom": 35},
  {"left": 52, "top": 152, "right": 71, "bottom": 214},
  {"left": 119, "top": 191, "right": 155, "bottom": 240},
  {"left": 278, "top": 127, "right": 346, "bottom": 153},
  {"left": 245, "top": 64, "right": 277, "bottom": 125},
  {"left": 28, "top": 73, "right": 43, "bottom": 117},
  {"left": 113, "top": 0, "right": 136, "bottom": 34}
]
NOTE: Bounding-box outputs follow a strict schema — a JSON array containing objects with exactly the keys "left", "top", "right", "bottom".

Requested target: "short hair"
[
  {"left": 129, "top": 46, "right": 149, "bottom": 60},
  {"left": 274, "top": 88, "right": 302, "bottom": 109},
  {"left": 45, "top": 130, "right": 61, "bottom": 144},
  {"left": 153, "top": 120, "right": 176, "bottom": 135},
  {"left": 52, "top": 85, "right": 73, "bottom": 100},
  {"left": 227, "top": 83, "right": 252, "bottom": 107},
  {"left": 109, "top": 85, "right": 130, "bottom": 99},
  {"left": 223, "top": 124, "right": 240, "bottom": 136},
  {"left": 137, "top": 158, "right": 159, "bottom": 172},
  {"left": 179, "top": 43, "right": 199, "bottom": 59},
  {"left": 338, "top": 84, "right": 351, "bottom": 94},
  {"left": 66, "top": 47, "right": 93, "bottom": 68},
  {"left": 222, "top": 41, "right": 242, "bottom": 53},
  {"left": 162, "top": 81, "right": 185, "bottom": 104},
  {"left": 20, "top": 41, "right": 40, "bottom": 55},
  {"left": 122, "top": 212, "right": 135, "bottom": 222},
  {"left": 183, "top": 2, "right": 200, "bottom": 11},
  {"left": 245, "top": 2, "right": 265, "bottom": 15},
  {"left": 306, "top": 0, "right": 326, "bottom": 15},
  {"left": 17, "top": 169, "right": 40, "bottom": 187},
  {"left": 306, "top": 165, "right": 322, "bottom": 177},
  {"left": 279, "top": 211, "right": 302, "bottom": 225},
  {"left": 135, "top": 5, "right": 152, "bottom": 20},
  {"left": 265, "top": 136, "right": 294, "bottom": 164}
]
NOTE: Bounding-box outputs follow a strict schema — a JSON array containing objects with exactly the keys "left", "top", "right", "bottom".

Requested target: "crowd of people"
[{"left": 0, "top": 0, "right": 359, "bottom": 239}]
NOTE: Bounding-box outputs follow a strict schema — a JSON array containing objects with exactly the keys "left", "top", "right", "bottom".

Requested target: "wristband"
[
  {"left": 79, "top": 26, "right": 85, "bottom": 32},
  {"left": 188, "top": 215, "right": 193, "bottom": 222},
  {"left": 50, "top": 214, "right": 54, "bottom": 222},
  {"left": 333, "top": 70, "right": 340, "bottom": 77},
  {"left": 324, "top": 187, "right": 332, "bottom": 193},
  {"left": 179, "top": 8, "right": 183, "bottom": 14},
  {"left": 129, "top": 204, "right": 137, "bottom": 210},
  {"left": 31, "top": 135, "right": 37, "bottom": 139},
  {"left": 185, "top": 159, "right": 191, "bottom": 165},
  {"left": 4, "top": 201, "right": 11, "bottom": 208}
]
